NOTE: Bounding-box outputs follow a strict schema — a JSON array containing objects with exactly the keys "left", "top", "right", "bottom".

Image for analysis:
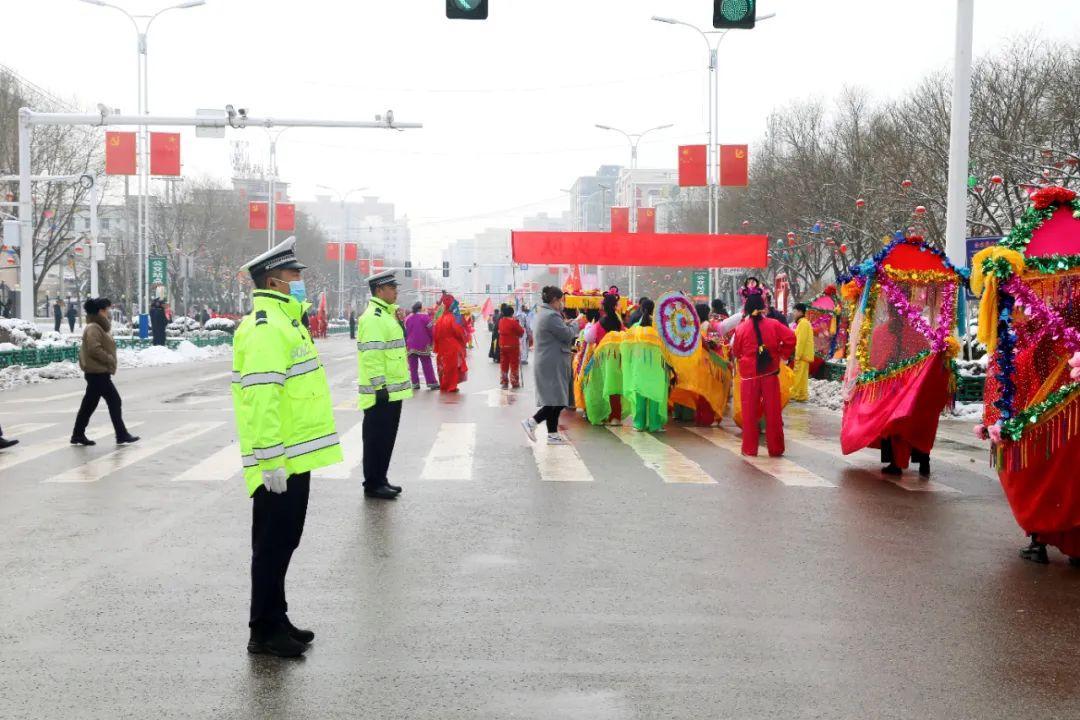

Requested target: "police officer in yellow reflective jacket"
[
  {"left": 232, "top": 236, "right": 342, "bottom": 658},
  {"left": 357, "top": 270, "right": 413, "bottom": 500}
]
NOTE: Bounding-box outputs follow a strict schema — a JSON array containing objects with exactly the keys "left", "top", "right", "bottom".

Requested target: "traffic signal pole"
[{"left": 15, "top": 107, "right": 421, "bottom": 322}]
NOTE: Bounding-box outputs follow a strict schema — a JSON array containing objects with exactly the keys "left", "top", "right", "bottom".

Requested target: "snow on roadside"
[
  {"left": 804, "top": 377, "right": 985, "bottom": 420},
  {"left": 0, "top": 341, "right": 231, "bottom": 392}
]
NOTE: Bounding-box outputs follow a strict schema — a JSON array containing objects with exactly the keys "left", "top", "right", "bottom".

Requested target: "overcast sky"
[{"left": 7, "top": 0, "right": 1080, "bottom": 264}]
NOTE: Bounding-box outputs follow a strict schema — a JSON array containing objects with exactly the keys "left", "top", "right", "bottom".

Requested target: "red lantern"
[
  {"left": 788, "top": 239, "right": 796, "bottom": 247},
  {"left": 839, "top": 244, "right": 848, "bottom": 254},
  {"left": 907, "top": 226, "right": 917, "bottom": 235},
  {"left": 914, "top": 205, "right": 927, "bottom": 215},
  {"left": 901, "top": 179, "right": 913, "bottom": 189},
  {"left": 855, "top": 198, "right": 866, "bottom": 208},
  {"left": 990, "top": 175, "right": 1004, "bottom": 185},
  {"left": 786, "top": 231, "right": 795, "bottom": 241},
  {"left": 1042, "top": 168, "right": 1052, "bottom": 178},
  {"left": 1067, "top": 157, "right": 1079, "bottom": 166},
  {"left": 974, "top": 185, "right": 984, "bottom": 194},
  {"left": 1054, "top": 162, "right": 1064, "bottom": 169},
  {"left": 1041, "top": 148, "right": 1054, "bottom": 158}
]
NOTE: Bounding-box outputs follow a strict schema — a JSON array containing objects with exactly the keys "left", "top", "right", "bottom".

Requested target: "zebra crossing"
[{"left": 0, "top": 414, "right": 993, "bottom": 494}]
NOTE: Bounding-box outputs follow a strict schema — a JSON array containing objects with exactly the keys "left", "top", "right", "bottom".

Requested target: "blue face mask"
[{"left": 279, "top": 279, "right": 306, "bottom": 304}]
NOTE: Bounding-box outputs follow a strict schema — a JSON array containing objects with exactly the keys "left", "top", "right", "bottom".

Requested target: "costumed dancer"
[
  {"left": 972, "top": 186, "right": 1080, "bottom": 565},
  {"left": 498, "top": 303, "right": 525, "bottom": 389},
  {"left": 731, "top": 292, "right": 796, "bottom": 457},
  {"left": 664, "top": 298, "right": 730, "bottom": 427},
  {"left": 622, "top": 298, "right": 669, "bottom": 433},
  {"left": 791, "top": 303, "right": 813, "bottom": 402},
  {"left": 433, "top": 294, "right": 468, "bottom": 393},
  {"left": 583, "top": 299, "right": 626, "bottom": 425},
  {"left": 515, "top": 304, "right": 533, "bottom": 365},
  {"left": 488, "top": 310, "right": 501, "bottom": 364},
  {"left": 405, "top": 301, "right": 439, "bottom": 391},
  {"left": 840, "top": 234, "right": 962, "bottom": 477},
  {"left": 463, "top": 310, "right": 476, "bottom": 349}
]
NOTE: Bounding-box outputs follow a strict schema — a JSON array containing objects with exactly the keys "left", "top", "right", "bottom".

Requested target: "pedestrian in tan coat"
[{"left": 71, "top": 297, "right": 139, "bottom": 446}]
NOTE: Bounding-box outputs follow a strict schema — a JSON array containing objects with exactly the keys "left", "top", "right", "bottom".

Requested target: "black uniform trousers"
[
  {"left": 250, "top": 472, "right": 310, "bottom": 631},
  {"left": 362, "top": 399, "right": 402, "bottom": 489},
  {"left": 73, "top": 373, "right": 129, "bottom": 438}
]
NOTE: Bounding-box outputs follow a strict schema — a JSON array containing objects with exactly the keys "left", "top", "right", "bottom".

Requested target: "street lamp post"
[
  {"left": 653, "top": 13, "right": 775, "bottom": 298},
  {"left": 944, "top": 0, "right": 975, "bottom": 268},
  {"left": 81, "top": 0, "right": 206, "bottom": 336},
  {"left": 318, "top": 184, "right": 368, "bottom": 317}
]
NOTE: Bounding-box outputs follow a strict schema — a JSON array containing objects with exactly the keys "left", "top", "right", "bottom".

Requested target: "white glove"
[{"left": 262, "top": 467, "right": 288, "bottom": 494}]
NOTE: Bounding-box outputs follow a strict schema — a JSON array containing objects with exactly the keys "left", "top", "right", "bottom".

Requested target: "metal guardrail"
[{"left": 0, "top": 334, "right": 233, "bottom": 370}]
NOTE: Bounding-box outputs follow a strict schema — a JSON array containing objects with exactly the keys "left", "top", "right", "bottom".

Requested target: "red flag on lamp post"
[
  {"left": 678, "top": 145, "right": 707, "bottom": 187},
  {"left": 326, "top": 243, "right": 340, "bottom": 261},
  {"left": 610, "top": 207, "right": 630, "bottom": 234},
  {"left": 149, "top": 132, "right": 181, "bottom": 176},
  {"left": 719, "top": 144, "right": 749, "bottom": 187},
  {"left": 637, "top": 207, "right": 656, "bottom": 234},
  {"left": 105, "top": 132, "right": 137, "bottom": 175},
  {"left": 344, "top": 243, "right": 358, "bottom": 262},
  {"left": 248, "top": 202, "right": 268, "bottom": 230},
  {"left": 359, "top": 258, "right": 371, "bottom": 275},
  {"left": 275, "top": 203, "right": 296, "bottom": 232}
]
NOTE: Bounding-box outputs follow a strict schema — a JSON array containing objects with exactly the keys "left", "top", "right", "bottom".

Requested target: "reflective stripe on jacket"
[
  {"left": 357, "top": 297, "right": 414, "bottom": 410},
  {"left": 231, "top": 289, "right": 343, "bottom": 496}
]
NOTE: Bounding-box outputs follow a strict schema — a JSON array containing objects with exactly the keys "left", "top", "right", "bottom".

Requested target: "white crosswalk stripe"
[
  {"left": 785, "top": 431, "right": 961, "bottom": 493},
  {"left": 420, "top": 423, "right": 476, "bottom": 480},
  {"left": 687, "top": 427, "right": 837, "bottom": 488},
  {"left": 0, "top": 422, "right": 144, "bottom": 474},
  {"left": 321, "top": 420, "right": 364, "bottom": 480},
  {"left": 531, "top": 438, "right": 593, "bottom": 482},
  {"left": 2, "top": 422, "right": 55, "bottom": 437},
  {"left": 607, "top": 426, "right": 716, "bottom": 484},
  {"left": 173, "top": 441, "right": 241, "bottom": 482},
  {"left": 43, "top": 422, "right": 225, "bottom": 484},
  {"left": 6, "top": 390, "right": 84, "bottom": 404}
]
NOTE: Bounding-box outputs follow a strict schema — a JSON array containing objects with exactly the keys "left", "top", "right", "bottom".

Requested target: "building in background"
[
  {"left": 615, "top": 168, "right": 678, "bottom": 229},
  {"left": 568, "top": 165, "right": 622, "bottom": 231},
  {"left": 297, "top": 195, "right": 412, "bottom": 270}
]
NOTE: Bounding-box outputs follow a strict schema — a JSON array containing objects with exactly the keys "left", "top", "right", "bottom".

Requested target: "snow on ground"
[
  {"left": 0, "top": 341, "right": 231, "bottom": 392},
  {"left": 805, "top": 377, "right": 985, "bottom": 420}
]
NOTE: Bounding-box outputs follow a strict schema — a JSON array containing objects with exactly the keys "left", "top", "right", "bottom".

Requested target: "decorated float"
[
  {"left": 839, "top": 234, "right": 965, "bottom": 470},
  {"left": 972, "top": 185, "right": 1080, "bottom": 562},
  {"left": 805, "top": 284, "right": 843, "bottom": 375}
]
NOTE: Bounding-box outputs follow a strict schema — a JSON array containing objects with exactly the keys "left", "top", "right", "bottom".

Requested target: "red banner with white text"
[{"left": 511, "top": 231, "right": 767, "bottom": 268}]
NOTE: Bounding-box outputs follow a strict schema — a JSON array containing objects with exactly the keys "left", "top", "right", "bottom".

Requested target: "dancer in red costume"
[
  {"left": 433, "top": 294, "right": 468, "bottom": 393},
  {"left": 731, "top": 292, "right": 795, "bottom": 457}
]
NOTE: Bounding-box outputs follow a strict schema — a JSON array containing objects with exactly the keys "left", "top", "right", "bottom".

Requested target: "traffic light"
[
  {"left": 714, "top": 0, "right": 755, "bottom": 29},
  {"left": 404, "top": 260, "right": 412, "bottom": 278},
  {"left": 446, "top": 0, "right": 487, "bottom": 20},
  {"left": 442, "top": 261, "right": 450, "bottom": 278}
]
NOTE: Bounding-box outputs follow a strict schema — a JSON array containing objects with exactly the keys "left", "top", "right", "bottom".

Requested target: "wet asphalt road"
[{"left": 1, "top": 335, "right": 1078, "bottom": 719}]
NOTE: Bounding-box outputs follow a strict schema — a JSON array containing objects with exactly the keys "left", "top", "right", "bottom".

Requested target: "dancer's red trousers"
[{"left": 740, "top": 373, "right": 784, "bottom": 457}]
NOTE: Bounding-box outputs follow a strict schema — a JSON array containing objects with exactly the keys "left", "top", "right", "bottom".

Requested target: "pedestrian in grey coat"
[{"left": 521, "top": 286, "right": 577, "bottom": 445}]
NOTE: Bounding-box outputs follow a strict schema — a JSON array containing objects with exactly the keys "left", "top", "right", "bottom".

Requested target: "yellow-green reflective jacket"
[
  {"left": 357, "top": 297, "right": 413, "bottom": 410},
  {"left": 231, "top": 290, "right": 343, "bottom": 496}
]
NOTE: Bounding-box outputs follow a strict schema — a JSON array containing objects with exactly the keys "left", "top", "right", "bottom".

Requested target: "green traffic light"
[
  {"left": 720, "top": 0, "right": 754, "bottom": 21},
  {"left": 452, "top": 0, "right": 482, "bottom": 9}
]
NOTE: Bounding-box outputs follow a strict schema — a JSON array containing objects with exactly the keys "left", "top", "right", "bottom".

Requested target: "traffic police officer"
[
  {"left": 357, "top": 270, "right": 413, "bottom": 499},
  {"left": 232, "top": 236, "right": 343, "bottom": 658}
]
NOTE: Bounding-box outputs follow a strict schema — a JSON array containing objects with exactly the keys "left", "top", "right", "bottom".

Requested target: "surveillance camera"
[
  {"left": 225, "top": 104, "right": 235, "bottom": 117},
  {"left": 238, "top": 108, "right": 247, "bottom": 117},
  {"left": 96, "top": 103, "right": 108, "bottom": 116}
]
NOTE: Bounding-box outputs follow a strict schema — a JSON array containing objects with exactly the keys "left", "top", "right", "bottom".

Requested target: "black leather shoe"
[
  {"left": 248, "top": 626, "right": 307, "bottom": 658},
  {"left": 285, "top": 618, "right": 314, "bottom": 644},
  {"left": 386, "top": 483, "right": 402, "bottom": 494},
  {"left": 0, "top": 437, "right": 18, "bottom": 450},
  {"left": 364, "top": 485, "right": 398, "bottom": 500},
  {"left": 70, "top": 435, "right": 96, "bottom": 446},
  {"left": 1020, "top": 540, "right": 1049, "bottom": 564},
  {"left": 881, "top": 464, "right": 902, "bottom": 476},
  {"left": 116, "top": 434, "right": 140, "bottom": 445}
]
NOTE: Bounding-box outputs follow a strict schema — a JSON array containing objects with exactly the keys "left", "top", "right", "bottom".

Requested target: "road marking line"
[
  {"left": 173, "top": 441, "right": 240, "bottom": 482},
  {"left": 322, "top": 420, "right": 364, "bottom": 480},
  {"left": 334, "top": 398, "right": 358, "bottom": 410},
  {"left": 472, "top": 388, "right": 519, "bottom": 407},
  {"left": 608, "top": 426, "right": 715, "bottom": 484},
  {"left": 784, "top": 431, "right": 961, "bottom": 493},
  {"left": 420, "top": 422, "right": 476, "bottom": 480},
  {"left": 196, "top": 371, "right": 234, "bottom": 382},
  {"left": 687, "top": 427, "right": 836, "bottom": 488},
  {"left": 3, "top": 422, "right": 55, "bottom": 437},
  {"left": 0, "top": 422, "right": 144, "bottom": 474},
  {"left": 43, "top": 422, "right": 224, "bottom": 484},
  {"left": 531, "top": 438, "right": 593, "bottom": 482},
  {"left": 6, "top": 390, "right": 85, "bottom": 403}
]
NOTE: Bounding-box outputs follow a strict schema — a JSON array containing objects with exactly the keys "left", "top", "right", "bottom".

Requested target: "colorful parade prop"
[
  {"left": 805, "top": 284, "right": 842, "bottom": 374},
  {"left": 657, "top": 292, "right": 732, "bottom": 423},
  {"left": 973, "top": 186, "right": 1080, "bottom": 558},
  {"left": 656, "top": 292, "right": 701, "bottom": 357},
  {"left": 839, "top": 235, "right": 965, "bottom": 466}
]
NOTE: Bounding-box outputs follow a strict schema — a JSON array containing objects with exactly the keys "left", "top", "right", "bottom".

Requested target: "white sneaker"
[
  {"left": 521, "top": 418, "right": 538, "bottom": 442},
  {"left": 546, "top": 434, "right": 569, "bottom": 446}
]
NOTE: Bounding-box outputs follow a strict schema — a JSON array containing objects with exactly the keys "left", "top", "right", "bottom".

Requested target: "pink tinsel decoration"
[
  {"left": 1004, "top": 276, "right": 1080, "bottom": 355},
  {"left": 877, "top": 274, "right": 956, "bottom": 353}
]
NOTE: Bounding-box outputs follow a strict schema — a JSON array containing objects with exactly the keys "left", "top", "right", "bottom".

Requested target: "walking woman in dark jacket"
[{"left": 71, "top": 297, "right": 140, "bottom": 446}]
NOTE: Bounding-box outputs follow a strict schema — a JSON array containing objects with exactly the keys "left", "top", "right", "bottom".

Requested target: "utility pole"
[{"left": 944, "top": 0, "right": 974, "bottom": 268}]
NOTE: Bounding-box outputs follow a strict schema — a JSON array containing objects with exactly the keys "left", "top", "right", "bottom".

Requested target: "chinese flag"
[
  {"left": 373, "top": 258, "right": 384, "bottom": 272},
  {"left": 719, "top": 144, "right": 749, "bottom": 187},
  {"left": 562, "top": 264, "right": 583, "bottom": 294},
  {"left": 344, "top": 243, "right": 358, "bottom": 262},
  {"left": 611, "top": 207, "right": 630, "bottom": 234},
  {"left": 105, "top": 132, "right": 136, "bottom": 175},
  {"left": 248, "top": 202, "right": 268, "bottom": 230},
  {"left": 326, "top": 243, "right": 340, "bottom": 261},
  {"left": 637, "top": 207, "right": 656, "bottom": 234},
  {"left": 679, "top": 145, "right": 707, "bottom": 187},
  {"left": 150, "top": 132, "right": 181, "bottom": 176},
  {"left": 275, "top": 203, "right": 296, "bottom": 231},
  {"left": 359, "top": 259, "right": 371, "bottom": 275}
]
